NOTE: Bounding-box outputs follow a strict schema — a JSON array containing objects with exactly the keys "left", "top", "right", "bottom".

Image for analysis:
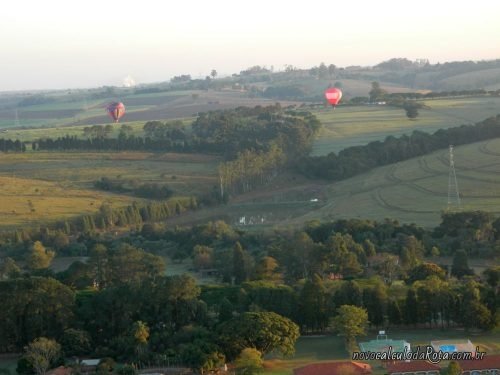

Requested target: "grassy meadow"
[
  {"left": 1, "top": 93, "right": 500, "bottom": 230},
  {"left": 179, "top": 137, "right": 500, "bottom": 229},
  {"left": 0, "top": 151, "right": 219, "bottom": 229},
  {"left": 298, "top": 138, "right": 500, "bottom": 227},
  {"left": 311, "top": 97, "right": 500, "bottom": 155}
]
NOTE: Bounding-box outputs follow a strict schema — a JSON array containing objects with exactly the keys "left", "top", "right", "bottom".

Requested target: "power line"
[{"left": 447, "top": 145, "right": 462, "bottom": 210}]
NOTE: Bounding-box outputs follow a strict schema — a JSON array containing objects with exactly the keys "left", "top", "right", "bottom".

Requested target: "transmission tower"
[
  {"left": 447, "top": 145, "right": 462, "bottom": 210},
  {"left": 14, "top": 109, "right": 20, "bottom": 127}
]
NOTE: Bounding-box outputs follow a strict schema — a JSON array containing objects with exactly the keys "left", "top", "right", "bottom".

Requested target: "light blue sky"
[{"left": 1, "top": 0, "right": 499, "bottom": 91}]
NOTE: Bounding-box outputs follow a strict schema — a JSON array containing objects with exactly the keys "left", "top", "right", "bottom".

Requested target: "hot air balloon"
[
  {"left": 106, "top": 102, "right": 126, "bottom": 123},
  {"left": 324, "top": 87, "right": 342, "bottom": 108}
]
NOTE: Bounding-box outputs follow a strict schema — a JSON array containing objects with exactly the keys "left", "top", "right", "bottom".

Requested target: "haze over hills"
[{"left": 1, "top": 57, "right": 500, "bottom": 131}]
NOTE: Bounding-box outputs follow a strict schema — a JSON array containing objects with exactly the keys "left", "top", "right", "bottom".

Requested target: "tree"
[
  {"left": 375, "top": 253, "right": 400, "bottom": 284},
  {"left": 483, "top": 266, "right": 500, "bottom": 288},
  {"left": 107, "top": 243, "right": 166, "bottom": 285},
  {"left": 407, "top": 263, "right": 446, "bottom": 284},
  {"left": 403, "top": 101, "right": 419, "bottom": 120},
  {"left": 451, "top": 250, "right": 472, "bottom": 277},
  {"left": 233, "top": 242, "right": 249, "bottom": 284},
  {"left": 211, "top": 69, "right": 217, "bottom": 80},
  {"left": 26, "top": 242, "right": 55, "bottom": 270},
  {"left": 180, "top": 341, "right": 225, "bottom": 375},
  {"left": 0, "top": 257, "right": 21, "bottom": 279},
  {"left": 318, "top": 63, "right": 329, "bottom": 79},
  {"left": 24, "top": 337, "right": 61, "bottom": 375},
  {"left": 446, "top": 361, "right": 462, "bottom": 375},
  {"left": 332, "top": 305, "right": 368, "bottom": 354},
  {"left": 369, "top": 81, "right": 386, "bottom": 102},
  {"left": 52, "top": 232, "right": 69, "bottom": 251},
  {"left": 0, "top": 277, "right": 75, "bottom": 350},
  {"left": 254, "top": 256, "right": 281, "bottom": 281},
  {"left": 131, "top": 321, "right": 149, "bottom": 345},
  {"left": 97, "top": 358, "right": 115, "bottom": 374},
  {"left": 404, "top": 289, "right": 418, "bottom": 326},
  {"left": 130, "top": 321, "right": 149, "bottom": 359},
  {"left": 193, "top": 245, "right": 214, "bottom": 270},
  {"left": 61, "top": 329, "right": 92, "bottom": 357},
  {"left": 298, "top": 275, "right": 329, "bottom": 332},
  {"left": 328, "top": 64, "right": 336, "bottom": 78},
  {"left": 362, "top": 284, "right": 387, "bottom": 328},
  {"left": 387, "top": 299, "right": 403, "bottom": 326},
  {"left": 234, "top": 348, "right": 263, "bottom": 375},
  {"left": 217, "top": 312, "right": 300, "bottom": 360}
]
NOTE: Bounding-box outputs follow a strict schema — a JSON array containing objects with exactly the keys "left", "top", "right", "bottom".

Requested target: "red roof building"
[
  {"left": 46, "top": 367, "right": 72, "bottom": 375},
  {"left": 457, "top": 354, "right": 500, "bottom": 375},
  {"left": 294, "top": 361, "right": 372, "bottom": 375},
  {"left": 386, "top": 361, "right": 440, "bottom": 375}
]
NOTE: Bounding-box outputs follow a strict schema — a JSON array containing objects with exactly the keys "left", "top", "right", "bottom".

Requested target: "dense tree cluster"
[
  {"left": 94, "top": 178, "right": 174, "bottom": 200},
  {"left": 0, "top": 212, "right": 498, "bottom": 372},
  {"left": 0, "top": 138, "right": 25, "bottom": 152},
  {"left": 298, "top": 115, "right": 500, "bottom": 180},
  {"left": 32, "top": 106, "right": 320, "bottom": 171}
]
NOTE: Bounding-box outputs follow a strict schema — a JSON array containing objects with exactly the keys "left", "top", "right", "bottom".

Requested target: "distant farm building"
[{"left": 294, "top": 361, "right": 372, "bottom": 375}]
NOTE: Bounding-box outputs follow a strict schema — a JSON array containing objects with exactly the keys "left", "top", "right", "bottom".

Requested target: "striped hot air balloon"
[
  {"left": 105, "top": 102, "right": 125, "bottom": 123},
  {"left": 324, "top": 88, "right": 342, "bottom": 108}
]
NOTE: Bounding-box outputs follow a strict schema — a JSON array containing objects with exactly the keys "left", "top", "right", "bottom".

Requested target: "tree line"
[
  {"left": 298, "top": 115, "right": 500, "bottom": 180},
  {"left": 0, "top": 138, "right": 26, "bottom": 152},
  {"left": 30, "top": 105, "right": 320, "bottom": 161},
  {"left": 94, "top": 177, "right": 174, "bottom": 200}
]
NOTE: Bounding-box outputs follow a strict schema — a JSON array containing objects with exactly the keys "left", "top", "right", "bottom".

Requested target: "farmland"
[
  {"left": 173, "top": 137, "right": 500, "bottom": 229},
  {"left": 0, "top": 89, "right": 301, "bottom": 132},
  {"left": 0, "top": 95, "right": 500, "bottom": 230},
  {"left": 0, "top": 151, "right": 219, "bottom": 229},
  {"left": 311, "top": 96, "right": 500, "bottom": 155}
]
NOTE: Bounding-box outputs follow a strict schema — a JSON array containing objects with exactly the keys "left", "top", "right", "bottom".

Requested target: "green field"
[
  {"left": 2, "top": 94, "right": 500, "bottom": 230},
  {"left": 0, "top": 151, "right": 219, "bottom": 229},
  {"left": 311, "top": 138, "right": 500, "bottom": 227},
  {"left": 0, "top": 89, "right": 300, "bottom": 131},
  {"left": 311, "top": 97, "right": 500, "bottom": 155},
  {"left": 174, "top": 138, "right": 500, "bottom": 229}
]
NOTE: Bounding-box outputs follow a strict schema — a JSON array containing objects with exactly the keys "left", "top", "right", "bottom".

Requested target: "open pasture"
[
  {"left": 294, "top": 138, "right": 500, "bottom": 227},
  {"left": 180, "top": 138, "right": 500, "bottom": 229},
  {"left": 0, "top": 90, "right": 301, "bottom": 131},
  {"left": 0, "top": 175, "right": 133, "bottom": 229},
  {"left": 0, "top": 151, "right": 219, "bottom": 229},
  {"left": 311, "top": 97, "right": 500, "bottom": 155}
]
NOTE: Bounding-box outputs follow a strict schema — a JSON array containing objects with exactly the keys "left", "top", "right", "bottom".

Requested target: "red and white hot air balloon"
[
  {"left": 105, "top": 102, "right": 126, "bottom": 123},
  {"left": 324, "top": 87, "right": 342, "bottom": 108}
]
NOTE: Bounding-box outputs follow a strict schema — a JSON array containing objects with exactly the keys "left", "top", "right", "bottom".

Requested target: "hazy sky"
[{"left": 1, "top": 0, "right": 500, "bottom": 91}]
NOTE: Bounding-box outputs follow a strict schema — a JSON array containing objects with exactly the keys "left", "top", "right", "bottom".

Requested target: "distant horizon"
[{"left": 1, "top": 56, "right": 500, "bottom": 94}]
